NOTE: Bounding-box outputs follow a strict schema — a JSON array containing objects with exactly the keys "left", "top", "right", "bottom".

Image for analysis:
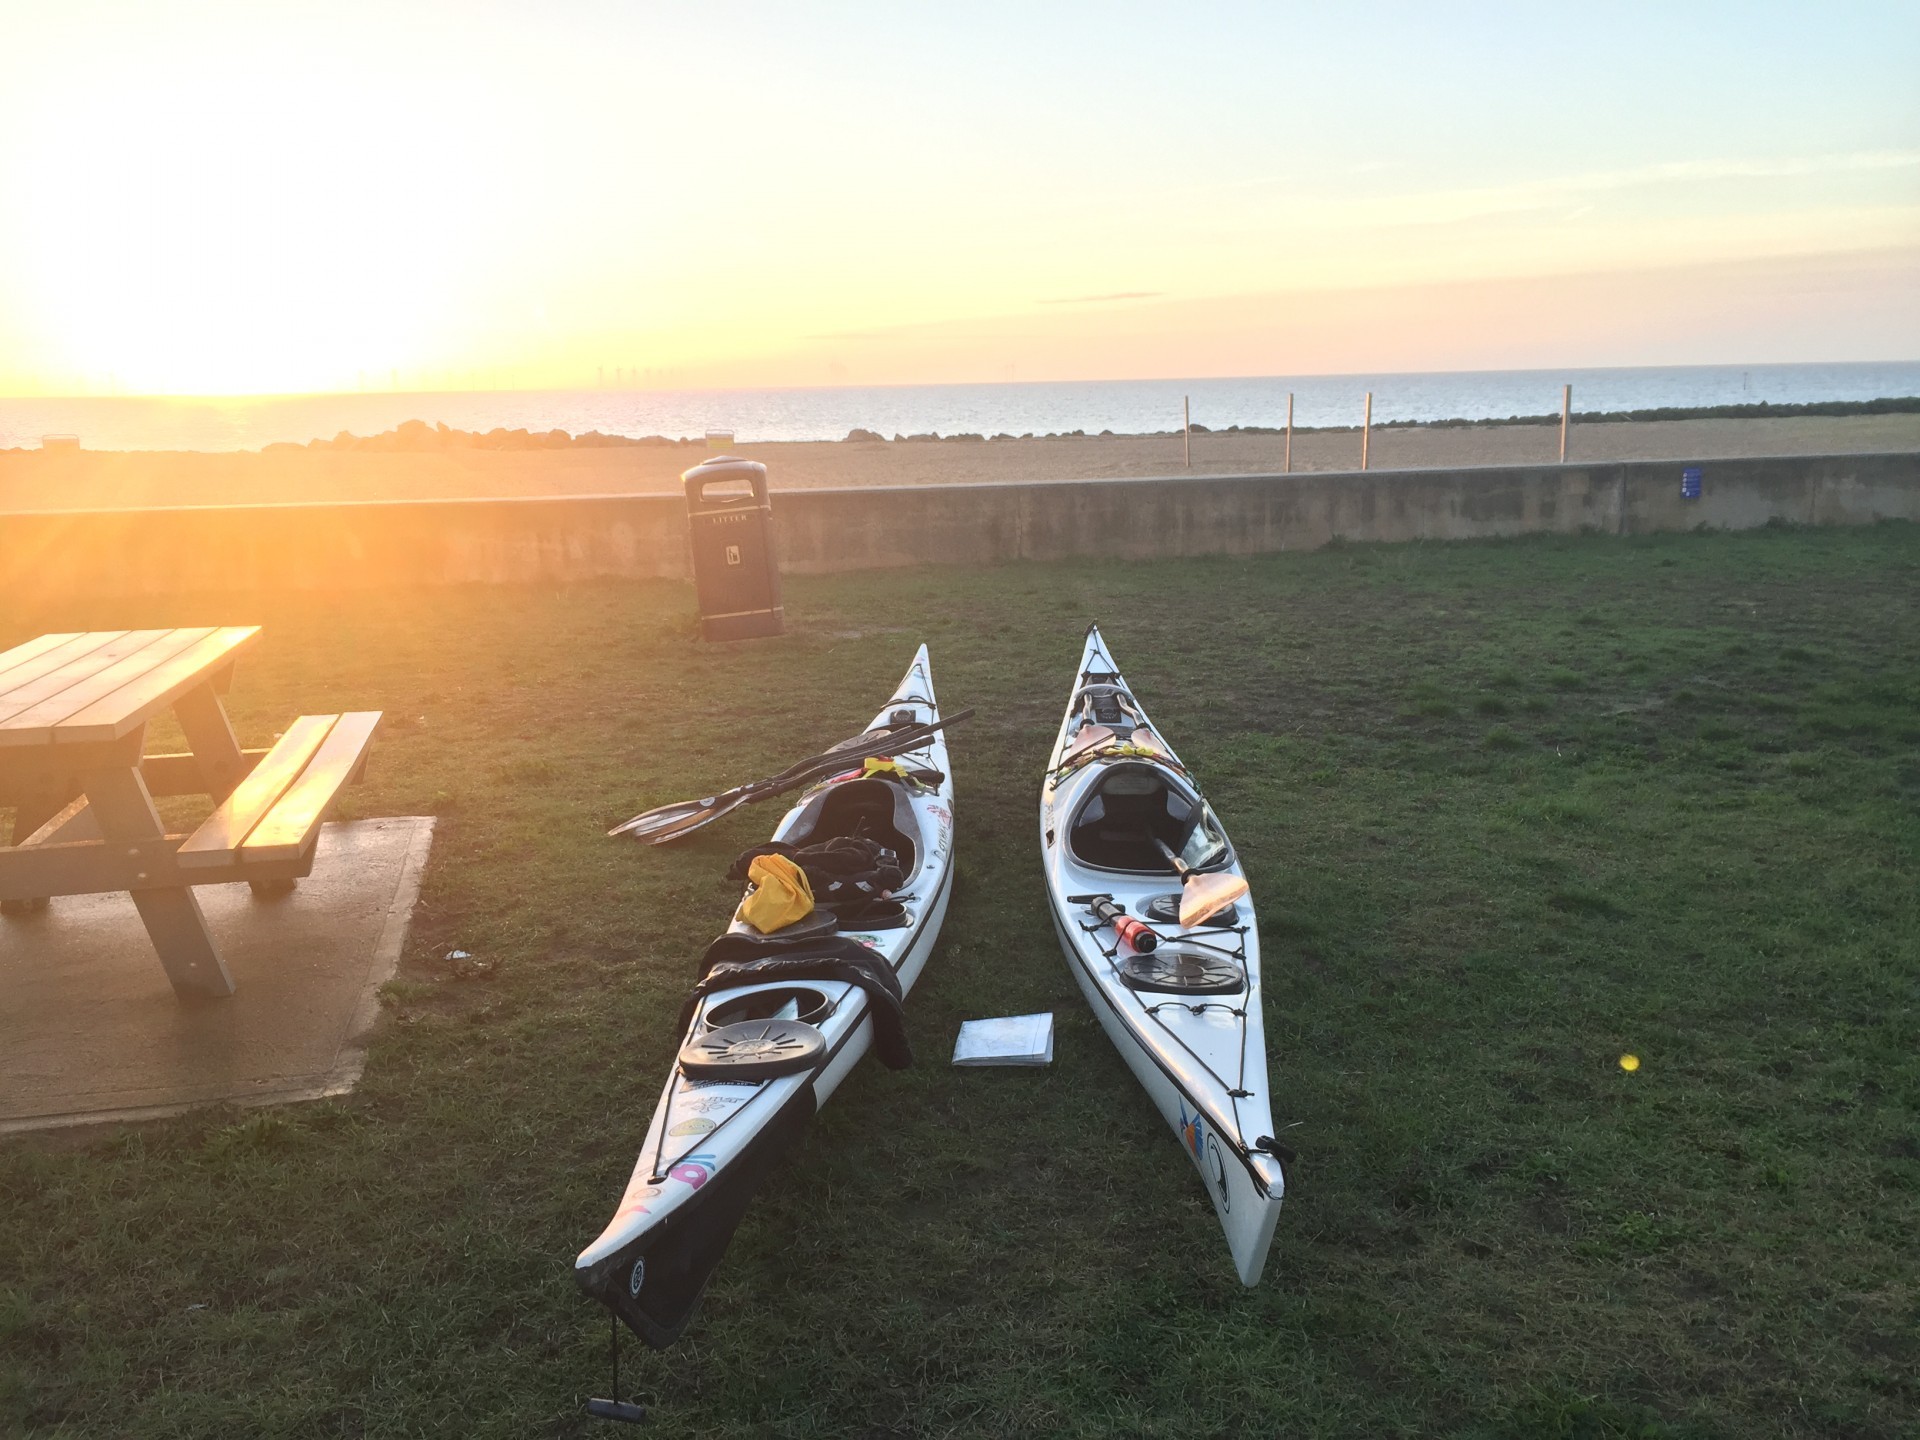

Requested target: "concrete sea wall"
[{"left": 3, "top": 452, "right": 1914, "bottom": 597}]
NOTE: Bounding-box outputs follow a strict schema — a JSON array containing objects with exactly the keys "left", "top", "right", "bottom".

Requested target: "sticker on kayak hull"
[
  {"left": 669, "top": 1154, "right": 717, "bottom": 1189},
  {"left": 1206, "top": 1134, "right": 1231, "bottom": 1213},
  {"left": 1179, "top": 1101, "right": 1205, "bottom": 1160}
]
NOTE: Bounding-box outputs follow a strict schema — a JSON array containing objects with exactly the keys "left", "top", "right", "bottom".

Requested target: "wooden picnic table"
[{"left": 0, "top": 628, "right": 380, "bottom": 999}]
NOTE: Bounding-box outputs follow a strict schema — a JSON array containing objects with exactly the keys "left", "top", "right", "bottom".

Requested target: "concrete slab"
[{"left": 0, "top": 816, "right": 434, "bottom": 1134}]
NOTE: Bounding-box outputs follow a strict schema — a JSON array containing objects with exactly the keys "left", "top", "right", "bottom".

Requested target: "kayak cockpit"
[
  {"left": 1066, "top": 761, "right": 1232, "bottom": 875},
  {"left": 779, "top": 776, "right": 921, "bottom": 872}
]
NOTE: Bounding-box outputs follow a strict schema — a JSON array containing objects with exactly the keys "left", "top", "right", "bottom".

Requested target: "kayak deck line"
[
  {"left": 1045, "top": 888, "right": 1273, "bottom": 1191},
  {"left": 1065, "top": 908, "right": 1260, "bottom": 1108}
]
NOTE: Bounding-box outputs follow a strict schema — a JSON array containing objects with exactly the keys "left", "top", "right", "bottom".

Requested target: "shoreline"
[
  {"left": 10, "top": 395, "right": 1915, "bottom": 458},
  {"left": 7, "top": 385, "right": 1912, "bottom": 453},
  {"left": 3, "top": 413, "right": 1916, "bottom": 513}
]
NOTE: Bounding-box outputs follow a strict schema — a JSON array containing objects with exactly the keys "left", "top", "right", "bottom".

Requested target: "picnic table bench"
[{"left": 0, "top": 627, "right": 381, "bottom": 999}]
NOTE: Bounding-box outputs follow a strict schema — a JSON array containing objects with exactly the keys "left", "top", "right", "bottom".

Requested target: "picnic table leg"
[
  {"left": 0, "top": 784, "right": 83, "bottom": 915},
  {"left": 10, "top": 789, "right": 70, "bottom": 843},
  {"left": 82, "top": 766, "right": 236, "bottom": 999},
  {"left": 175, "top": 681, "right": 249, "bottom": 802}
]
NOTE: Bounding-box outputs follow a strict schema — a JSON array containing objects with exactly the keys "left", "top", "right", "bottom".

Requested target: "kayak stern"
[{"left": 575, "top": 1081, "right": 816, "bottom": 1348}]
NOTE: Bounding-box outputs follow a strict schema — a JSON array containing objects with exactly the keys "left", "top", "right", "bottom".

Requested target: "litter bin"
[{"left": 683, "top": 456, "right": 783, "bottom": 641}]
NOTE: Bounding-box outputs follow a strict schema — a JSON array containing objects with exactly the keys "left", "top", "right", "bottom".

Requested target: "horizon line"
[{"left": 5, "top": 356, "right": 1919, "bottom": 406}]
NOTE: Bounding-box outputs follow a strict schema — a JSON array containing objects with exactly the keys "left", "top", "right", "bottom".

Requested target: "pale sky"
[{"left": 1, "top": 0, "right": 1915, "bottom": 396}]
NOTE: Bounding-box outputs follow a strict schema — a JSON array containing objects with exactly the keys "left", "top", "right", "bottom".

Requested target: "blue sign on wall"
[{"left": 1681, "top": 466, "right": 1703, "bottom": 500}]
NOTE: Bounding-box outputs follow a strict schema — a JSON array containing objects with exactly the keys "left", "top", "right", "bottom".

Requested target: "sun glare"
[
  {"left": 13, "top": 57, "right": 480, "bottom": 395},
  {"left": 1, "top": 5, "right": 1913, "bottom": 397}
]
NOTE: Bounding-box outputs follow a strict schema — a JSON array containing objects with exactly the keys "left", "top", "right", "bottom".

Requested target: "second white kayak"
[{"left": 1039, "top": 624, "right": 1286, "bottom": 1285}]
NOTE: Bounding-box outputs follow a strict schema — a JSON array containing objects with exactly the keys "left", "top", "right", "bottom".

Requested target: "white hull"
[
  {"left": 1040, "top": 627, "right": 1284, "bottom": 1285},
  {"left": 578, "top": 647, "right": 955, "bottom": 1343}
]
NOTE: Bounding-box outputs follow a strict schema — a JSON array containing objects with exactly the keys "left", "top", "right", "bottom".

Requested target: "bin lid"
[
  {"left": 684, "top": 454, "right": 769, "bottom": 503},
  {"left": 682, "top": 456, "right": 766, "bottom": 481}
]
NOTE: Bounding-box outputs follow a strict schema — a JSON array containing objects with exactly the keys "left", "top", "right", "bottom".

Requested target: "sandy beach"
[{"left": 1, "top": 413, "right": 1915, "bottom": 512}]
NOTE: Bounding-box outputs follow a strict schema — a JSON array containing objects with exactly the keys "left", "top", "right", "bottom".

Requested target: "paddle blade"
[
  {"left": 1129, "top": 727, "right": 1173, "bottom": 760},
  {"left": 1180, "top": 871, "right": 1250, "bottom": 927},
  {"left": 1065, "top": 724, "right": 1116, "bottom": 760},
  {"left": 607, "top": 706, "right": 973, "bottom": 848},
  {"left": 608, "top": 794, "right": 737, "bottom": 844}
]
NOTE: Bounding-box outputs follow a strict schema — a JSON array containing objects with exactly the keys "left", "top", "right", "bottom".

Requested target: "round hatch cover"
[
  {"left": 1142, "top": 892, "right": 1242, "bottom": 927},
  {"left": 679, "top": 1019, "right": 826, "bottom": 1080},
  {"left": 1119, "top": 944, "right": 1246, "bottom": 995}
]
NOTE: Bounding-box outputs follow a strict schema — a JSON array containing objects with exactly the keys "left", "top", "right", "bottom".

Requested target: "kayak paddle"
[
  {"left": 1150, "top": 835, "right": 1250, "bottom": 927},
  {"left": 609, "top": 708, "right": 974, "bottom": 845}
]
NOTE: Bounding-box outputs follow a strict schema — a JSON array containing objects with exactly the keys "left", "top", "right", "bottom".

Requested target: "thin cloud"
[
  {"left": 1560, "top": 150, "right": 1920, "bottom": 191},
  {"left": 1153, "top": 148, "right": 1920, "bottom": 216},
  {"left": 1038, "top": 291, "right": 1164, "bottom": 305},
  {"left": 1286, "top": 150, "right": 1920, "bottom": 232}
]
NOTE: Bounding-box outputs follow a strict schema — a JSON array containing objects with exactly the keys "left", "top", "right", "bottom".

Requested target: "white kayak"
[
  {"left": 577, "top": 646, "right": 956, "bottom": 1345},
  {"left": 1040, "top": 625, "right": 1286, "bottom": 1284}
]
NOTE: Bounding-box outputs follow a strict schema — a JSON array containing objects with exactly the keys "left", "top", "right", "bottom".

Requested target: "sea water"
[{"left": 3, "top": 360, "right": 1916, "bottom": 452}]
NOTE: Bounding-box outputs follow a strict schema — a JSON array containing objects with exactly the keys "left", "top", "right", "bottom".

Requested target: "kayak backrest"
[
  {"left": 782, "top": 777, "right": 920, "bottom": 874},
  {"left": 1067, "top": 762, "right": 1193, "bottom": 872}
]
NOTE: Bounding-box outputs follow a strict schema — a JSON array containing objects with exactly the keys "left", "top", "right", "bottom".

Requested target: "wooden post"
[
  {"left": 1361, "top": 391, "right": 1372, "bottom": 470},
  {"left": 1559, "top": 382, "right": 1571, "bottom": 463},
  {"left": 1284, "top": 391, "right": 1294, "bottom": 473},
  {"left": 1183, "top": 396, "right": 1191, "bottom": 469}
]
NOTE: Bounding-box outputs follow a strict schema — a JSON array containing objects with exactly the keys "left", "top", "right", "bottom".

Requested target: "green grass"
[{"left": 3, "top": 522, "right": 1918, "bottom": 1438}]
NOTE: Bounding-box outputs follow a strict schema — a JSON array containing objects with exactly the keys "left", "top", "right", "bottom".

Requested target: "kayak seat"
[
  {"left": 1068, "top": 764, "right": 1194, "bottom": 872},
  {"left": 781, "top": 778, "right": 919, "bottom": 874}
]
